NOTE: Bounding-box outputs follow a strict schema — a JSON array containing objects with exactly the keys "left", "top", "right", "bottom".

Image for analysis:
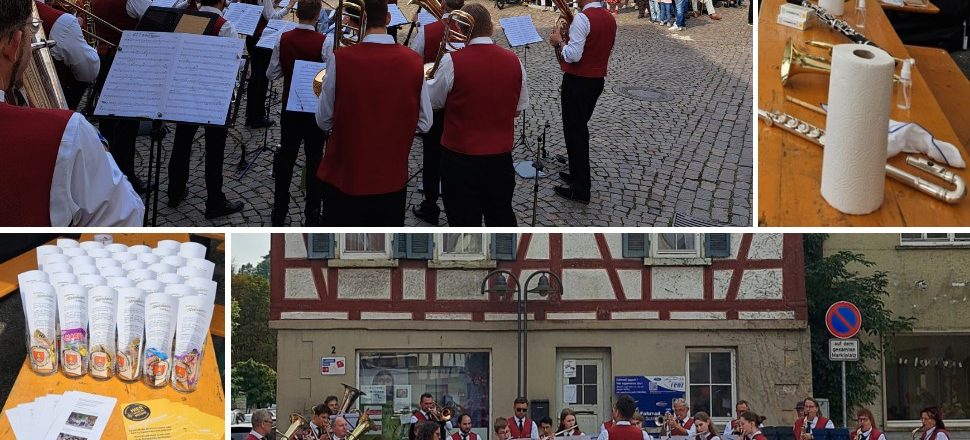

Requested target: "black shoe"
[
  {"left": 555, "top": 154, "right": 568, "bottom": 164},
  {"left": 167, "top": 189, "right": 187, "bottom": 208},
  {"left": 245, "top": 117, "right": 275, "bottom": 129},
  {"left": 558, "top": 172, "right": 572, "bottom": 183},
  {"left": 132, "top": 178, "right": 157, "bottom": 195},
  {"left": 271, "top": 211, "right": 287, "bottom": 226},
  {"left": 412, "top": 203, "right": 440, "bottom": 226},
  {"left": 304, "top": 210, "right": 321, "bottom": 227},
  {"left": 205, "top": 200, "right": 245, "bottom": 219},
  {"left": 554, "top": 186, "right": 590, "bottom": 204}
]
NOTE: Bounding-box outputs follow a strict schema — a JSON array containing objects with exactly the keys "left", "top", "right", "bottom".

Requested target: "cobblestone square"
[{"left": 121, "top": 0, "right": 752, "bottom": 226}]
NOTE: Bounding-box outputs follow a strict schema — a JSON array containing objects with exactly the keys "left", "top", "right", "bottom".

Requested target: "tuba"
[
  {"left": 550, "top": 0, "right": 573, "bottom": 63},
  {"left": 407, "top": 0, "right": 444, "bottom": 20},
  {"left": 337, "top": 383, "right": 367, "bottom": 415},
  {"left": 17, "top": 1, "right": 68, "bottom": 109},
  {"left": 312, "top": 0, "right": 366, "bottom": 96},
  {"left": 425, "top": 10, "right": 475, "bottom": 79}
]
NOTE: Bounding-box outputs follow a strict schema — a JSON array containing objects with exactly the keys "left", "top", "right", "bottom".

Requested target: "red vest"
[
  {"left": 441, "top": 44, "right": 520, "bottom": 156},
  {"left": 926, "top": 429, "right": 950, "bottom": 440},
  {"left": 681, "top": 418, "right": 695, "bottom": 431},
  {"left": 794, "top": 417, "right": 831, "bottom": 440},
  {"left": 317, "top": 43, "right": 423, "bottom": 195},
  {"left": 753, "top": 434, "right": 768, "bottom": 440},
  {"left": 560, "top": 7, "right": 616, "bottom": 78},
  {"left": 0, "top": 103, "right": 73, "bottom": 226},
  {"left": 92, "top": 0, "right": 140, "bottom": 54},
  {"left": 414, "top": 411, "right": 431, "bottom": 422},
  {"left": 603, "top": 421, "right": 615, "bottom": 431},
  {"left": 452, "top": 432, "right": 479, "bottom": 440},
  {"left": 279, "top": 28, "right": 326, "bottom": 107},
  {"left": 606, "top": 424, "right": 642, "bottom": 440},
  {"left": 851, "top": 428, "right": 883, "bottom": 440},
  {"left": 509, "top": 417, "right": 533, "bottom": 439},
  {"left": 205, "top": 15, "right": 227, "bottom": 36},
  {"left": 422, "top": 19, "right": 458, "bottom": 64}
]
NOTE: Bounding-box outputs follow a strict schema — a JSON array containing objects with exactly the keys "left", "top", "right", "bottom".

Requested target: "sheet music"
[
  {"left": 417, "top": 10, "right": 437, "bottom": 26},
  {"left": 95, "top": 31, "right": 244, "bottom": 125},
  {"left": 277, "top": 0, "right": 292, "bottom": 9},
  {"left": 286, "top": 60, "right": 325, "bottom": 113},
  {"left": 257, "top": 19, "right": 297, "bottom": 48},
  {"left": 499, "top": 15, "right": 543, "bottom": 47},
  {"left": 388, "top": 4, "right": 409, "bottom": 26},
  {"left": 150, "top": 0, "right": 179, "bottom": 7},
  {"left": 224, "top": 2, "right": 263, "bottom": 36}
]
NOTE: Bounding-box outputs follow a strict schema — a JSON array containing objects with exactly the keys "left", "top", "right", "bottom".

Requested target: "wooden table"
[
  {"left": 905, "top": 44, "right": 970, "bottom": 148},
  {"left": 758, "top": 0, "right": 967, "bottom": 226},
  {"left": 0, "top": 233, "right": 226, "bottom": 439},
  {"left": 879, "top": 0, "right": 940, "bottom": 14}
]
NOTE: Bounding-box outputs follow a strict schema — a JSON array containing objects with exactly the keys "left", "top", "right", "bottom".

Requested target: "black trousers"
[
  {"left": 321, "top": 182, "right": 406, "bottom": 226},
  {"left": 440, "top": 148, "right": 517, "bottom": 227},
  {"left": 274, "top": 110, "right": 326, "bottom": 221},
  {"left": 96, "top": 54, "right": 140, "bottom": 185},
  {"left": 61, "top": 80, "right": 87, "bottom": 111},
  {"left": 561, "top": 72, "right": 605, "bottom": 199},
  {"left": 245, "top": 36, "right": 271, "bottom": 123},
  {"left": 418, "top": 110, "right": 445, "bottom": 210},
  {"left": 169, "top": 123, "right": 230, "bottom": 208}
]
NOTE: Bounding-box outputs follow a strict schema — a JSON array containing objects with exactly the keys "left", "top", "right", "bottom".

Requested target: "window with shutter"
[
  {"left": 622, "top": 234, "right": 649, "bottom": 258},
  {"left": 392, "top": 234, "right": 434, "bottom": 259},
  {"left": 704, "top": 234, "right": 731, "bottom": 258},
  {"left": 307, "top": 234, "right": 334, "bottom": 259},
  {"left": 490, "top": 234, "right": 517, "bottom": 261}
]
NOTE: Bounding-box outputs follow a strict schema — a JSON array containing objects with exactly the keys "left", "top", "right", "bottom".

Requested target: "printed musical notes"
[
  {"left": 286, "top": 60, "right": 326, "bottom": 113},
  {"left": 94, "top": 31, "right": 244, "bottom": 125},
  {"left": 417, "top": 10, "right": 437, "bottom": 26},
  {"left": 256, "top": 19, "right": 297, "bottom": 48},
  {"left": 224, "top": 2, "right": 263, "bottom": 36},
  {"left": 388, "top": 4, "right": 410, "bottom": 27},
  {"left": 499, "top": 15, "right": 543, "bottom": 47},
  {"left": 150, "top": 0, "right": 179, "bottom": 7}
]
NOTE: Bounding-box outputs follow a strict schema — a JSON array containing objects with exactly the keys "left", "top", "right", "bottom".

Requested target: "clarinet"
[{"left": 786, "top": 0, "right": 880, "bottom": 49}]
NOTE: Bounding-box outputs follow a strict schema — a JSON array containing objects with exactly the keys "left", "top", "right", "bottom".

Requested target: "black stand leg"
[
  {"left": 403, "top": 5, "right": 423, "bottom": 46},
  {"left": 144, "top": 120, "right": 167, "bottom": 227},
  {"left": 513, "top": 45, "right": 530, "bottom": 151},
  {"left": 236, "top": 83, "right": 279, "bottom": 179},
  {"left": 531, "top": 122, "right": 549, "bottom": 227}
]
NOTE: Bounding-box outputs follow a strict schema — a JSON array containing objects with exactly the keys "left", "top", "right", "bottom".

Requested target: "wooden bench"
[{"left": 906, "top": 44, "right": 970, "bottom": 149}]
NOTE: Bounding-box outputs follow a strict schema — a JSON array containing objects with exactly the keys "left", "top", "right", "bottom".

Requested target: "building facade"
[
  {"left": 824, "top": 234, "right": 970, "bottom": 437},
  {"left": 269, "top": 233, "right": 810, "bottom": 439}
]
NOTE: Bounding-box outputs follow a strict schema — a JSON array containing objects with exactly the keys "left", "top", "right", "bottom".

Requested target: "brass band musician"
[
  {"left": 724, "top": 401, "right": 755, "bottom": 436},
  {"left": 294, "top": 404, "right": 335, "bottom": 440},
  {"left": 694, "top": 412, "right": 721, "bottom": 440},
  {"left": 598, "top": 395, "right": 641, "bottom": 440},
  {"left": 411, "top": 393, "right": 453, "bottom": 440},
  {"left": 557, "top": 409, "right": 583, "bottom": 437},
  {"left": 452, "top": 414, "right": 480, "bottom": 440},
  {"left": 793, "top": 398, "right": 833, "bottom": 440},
  {"left": 494, "top": 418, "right": 511, "bottom": 440},
  {"left": 509, "top": 397, "right": 539, "bottom": 440},
  {"left": 738, "top": 412, "right": 768, "bottom": 440},
  {"left": 918, "top": 407, "right": 950, "bottom": 440},
  {"left": 33, "top": 0, "right": 99, "bottom": 109},
  {"left": 668, "top": 398, "right": 696, "bottom": 438},
  {"left": 850, "top": 408, "right": 886, "bottom": 440}
]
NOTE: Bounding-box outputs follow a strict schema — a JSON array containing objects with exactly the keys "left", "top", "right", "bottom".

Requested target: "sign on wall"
[
  {"left": 614, "top": 376, "right": 685, "bottom": 426},
  {"left": 321, "top": 356, "right": 346, "bottom": 375}
]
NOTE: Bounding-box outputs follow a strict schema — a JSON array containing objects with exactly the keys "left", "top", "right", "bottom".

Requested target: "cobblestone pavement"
[{"left": 116, "top": 0, "right": 752, "bottom": 226}]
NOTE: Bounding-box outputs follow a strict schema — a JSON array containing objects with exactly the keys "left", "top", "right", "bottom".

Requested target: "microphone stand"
[{"left": 530, "top": 121, "right": 550, "bottom": 226}]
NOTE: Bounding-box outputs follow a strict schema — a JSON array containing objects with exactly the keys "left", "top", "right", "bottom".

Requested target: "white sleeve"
[
  {"left": 597, "top": 427, "right": 609, "bottom": 440},
  {"left": 221, "top": 21, "right": 239, "bottom": 39},
  {"left": 531, "top": 422, "right": 539, "bottom": 440},
  {"left": 127, "top": 0, "right": 152, "bottom": 19},
  {"left": 445, "top": 421, "right": 453, "bottom": 431},
  {"left": 824, "top": 421, "right": 834, "bottom": 430},
  {"left": 410, "top": 25, "right": 425, "bottom": 56},
  {"left": 416, "top": 75, "right": 433, "bottom": 133},
  {"left": 50, "top": 15, "right": 100, "bottom": 83},
  {"left": 321, "top": 36, "right": 334, "bottom": 63},
  {"left": 315, "top": 54, "right": 336, "bottom": 130},
  {"left": 687, "top": 425, "right": 697, "bottom": 438},
  {"left": 426, "top": 53, "right": 453, "bottom": 110},
  {"left": 561, "top": 12, "right": 590, "bottom": 63},
  {"left": 267, "top": 36, "right": 283, "bottom": 80},
  {"left": 410, "top": 415, "right": 419, "bottom": 424},
  {"left": 724, "top": 422, "right": 732, "bottom": 436},
  {"left": 50, "top": 114, "right": 145, "bottom": 226},
  {"left": 517, "top": 59, "right": 528, "bottom": 112},
  {"left": 643, "top": 432, "right": 654, "bottom": 440},
  {"left": 263, "top": 0, "right": 287, "bottom": 20}
]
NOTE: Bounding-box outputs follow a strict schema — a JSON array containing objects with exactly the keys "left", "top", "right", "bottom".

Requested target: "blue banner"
[{"left": 614, "top": 376, "right": 685, "bottom": 427}]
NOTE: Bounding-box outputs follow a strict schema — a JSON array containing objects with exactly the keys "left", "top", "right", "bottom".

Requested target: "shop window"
[
  {"left": 686, "top": 349, "right": 735, "bottom": 419},
  {"left": 885, "top": 334, "right": 969, "bottom": 422}
]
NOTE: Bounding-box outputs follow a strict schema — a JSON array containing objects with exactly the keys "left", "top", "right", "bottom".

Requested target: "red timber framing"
[{"left": 269, "top": 234, "right": 807, "bottom": 321}]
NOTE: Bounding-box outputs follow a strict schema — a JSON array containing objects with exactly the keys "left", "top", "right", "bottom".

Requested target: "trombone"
[
  {"left": 312, "top": 0, "right": 366, "bottom": 96},
  {"left": 49, "top": 0, "right": 122, "bottom": 49},
  {"left": 425, "top": 10, "right": 475, "bottom": 79}
]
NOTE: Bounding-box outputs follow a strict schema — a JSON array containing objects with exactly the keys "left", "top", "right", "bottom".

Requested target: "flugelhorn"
[
  {"left": 49, "top": 0, "right": 122, "bottom": 49},
  {"left": 425, "top": 10, "right": 475, "bottom": 79},
  {"left": 781, "top": 39, "right": 900, "bottom": 86},
  {"left": 550, "top": 0, "right": 574, "bottom": 63},
  {"left": 758, "top": 109, "right": 967, "bottom": 204},
  {"left": 313, "top": 0, "right": 367, "bottom": 96}
]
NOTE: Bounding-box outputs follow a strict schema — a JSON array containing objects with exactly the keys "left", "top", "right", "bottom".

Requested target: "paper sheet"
[
  {"left": 122, "top": 399, "right": 224, "bottom": 440},
  {"left": 417, "top": 10, "right": 437, "bottom": 26},
  {"left": 499, "top": 15, "right": 543, "bottom": 47},
  {"left": 172, "top": 296, "right": 214, "bottom": 391},
  {"left": 150, "top": 0, "right": 179, "bottom": 7},
  {"left": 286, "top": 60, "right": 326, "bottom": 113},
  {"left": 388, "top": 4, "right": 410, "bottom": 27},
  {"left": 94, "top": 31, "right": 243, "bottom": 125},
  {"left": 257, "top": 19, "right": 298, "bottom": 49},
  {"left": 224, "top": 2, "right": 263, "bottom": 36},
  {"left": 43, "top": 391, "right": 117, "bottom": 440}
]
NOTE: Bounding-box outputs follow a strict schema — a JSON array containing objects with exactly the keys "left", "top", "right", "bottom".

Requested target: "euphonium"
[
  {"left": 347, "top": 412, "right": 375, "bottom": 440},
  {"left": 312, "top": 0, "right": 366, "bottom": 96},
  {"left": 550, "top": 0, "right": 573, "bottom": 63},
  {"left": 407, "top": 0, "right": 444, "bottom": 20},
  {"left": 277, "top": 413, "right": 311, "bottom": 440},
  {"left": 18, "top": 1, "right": 68, "bottom": 109},
  {"left": 425, "top": 10, "right": 475, "bottom": 79},
  {"left": 337, "top": 383, "right": 367, "bottom": 415}
]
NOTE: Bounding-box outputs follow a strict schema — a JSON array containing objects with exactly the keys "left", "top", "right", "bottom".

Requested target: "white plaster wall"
[
  {"left": 436, "top": 270, "right": 490, "bottom": 299},
  {"left": 336, "top": 269, "right": 391, "bottom": 299},
  {"left": 285, "top": 234, "right": 307, "bottom": 258},
  {"left": 285, "top": 268, "right": 318, "bottom": 299},
  {"left": 749, "top": 234, "right": 784, "bottom": 260},
  {"left": 651, "top": 267, "right": 704, "bottom": 300},
  {"left": 562, "top": 269, "right": 617, "bottom": 300},
  {"left": 729, "top": 233, "right": 743, "bottom": 259},
  {"left": 714, "top": 270, "right": 732, "bottom": 300},
  {"left": 403, "top": 269, "right": 426, "bottom": 300},
  {"left": 526, "top": 234, "right": 549, "bottom": 260},
  {"left": 737, "top": 268, "right": 783, "bottom": 300},
  {"left": 605, "top": 234, "right": 623, "bottom": 258},
  {"left": 562, "top": 234, "right": 602, "bottom": 259},
  {"left": 739, "top": 311, "right": 795, "bottom": 320},
  {"left": 619, "top": 270, "right": 642, "bottom": 299}
]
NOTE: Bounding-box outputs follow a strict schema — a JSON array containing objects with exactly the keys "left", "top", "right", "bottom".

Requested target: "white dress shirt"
[
  {"left": 127, "top": 0, "right": 152, "bottom": 20},
  {"left": 409, "top": 411, "right": 454, "bottom": 431},
  {"left": 248, "top": 430, "right": 266, "bottom": 439},
  {"left": 315, "top": 33, "right": 432, "bottom": 132},
  {"left": 806, "top": 417, "right": 835, "bottom": 430},
  {"left": 560, "top": 2, "right": 615, "bottom": 64},
  {"left": 408, "top": 12, "right": 450, "bottom": 57},
  {"left": 0, "top": 91, "right": 145, "bottom": 226},
  {"left": 46, "top": 13, "right": 100, "bottom": 82},
  {"left": 199, "top": 5, "right": 239, "bottom": 38},
  {"left": 924, "top": 428, "right": 948, "bottom": 440},
  {"left": 426, "top": 37, "right": 529, "bottom": 112},
  {"left": 262, "top": 0, "right": 289, "bottom": 20},
  {"left": 511, "top": 416, "right": 539, "bottom": 440},
  {"left": 857, "top": 428, "right": 886, "bottom": 440},
  {"left": 267, "top": 23, "right": 334, "bottom": 80}
]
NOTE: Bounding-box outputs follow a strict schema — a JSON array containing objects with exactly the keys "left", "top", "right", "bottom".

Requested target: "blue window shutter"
[
  {"left": 622, "top": 234, "right": 649, "bottom": 258},
  {"left": 705, "top": 233, "right": 731, "bottom": 257},
  {"left": 407, "top": 234, "right": 434, "bottom": 259},
  {"left": 307, "top": 234, "right": 334, "bottom": 259},
  {"left": 490, "top": 234, "right": 517, "bottom": 260},
  {"left": 392, "top": 234, "right": 409, "bottom": 258}
]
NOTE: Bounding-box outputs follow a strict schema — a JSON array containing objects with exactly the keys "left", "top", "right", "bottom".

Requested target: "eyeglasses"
[{"left": 515, "top": 408, "right": 528, "bottom": 413}]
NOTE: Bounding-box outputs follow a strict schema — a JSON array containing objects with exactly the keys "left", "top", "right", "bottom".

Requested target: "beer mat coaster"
[{"left": 122, "top": 399, "right": 223, "bottom": 440}]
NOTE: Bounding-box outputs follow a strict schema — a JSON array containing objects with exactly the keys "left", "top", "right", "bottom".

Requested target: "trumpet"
[
  {"left": 425, "top": 10, "right": 475, "bottom": 79},
  {"left": 428, "top": 402, "right": 454, "bottom": 422},
  {"left": 49, "top": 0, "right": 122, "bottom": 49},
  {"left": 758, "top": 108, "right": 967, "bottom": 203},
  {"left": 550, "top": 0, "right": 573, "bottom": 63},
  {"left": 312, "top": 0, "right": 366, "bottom": 96}
]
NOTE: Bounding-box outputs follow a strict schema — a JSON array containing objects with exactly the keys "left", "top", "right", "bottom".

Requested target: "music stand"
[{"left": 94, "top": 16, "right": 243, "bottom": 226}]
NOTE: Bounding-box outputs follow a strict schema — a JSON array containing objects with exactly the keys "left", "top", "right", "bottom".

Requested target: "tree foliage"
[
  {"left": 238, "top": 253, "right": 271, "bottom": 279},
  {"left": 803, "top": 234, "right": 914, "bottom": 426},
  {"left": 231, "top": 254, "right": 277, "bottom": 369},
  {"left": 231, "top": 359, "right": 278, "bottom": 409}
]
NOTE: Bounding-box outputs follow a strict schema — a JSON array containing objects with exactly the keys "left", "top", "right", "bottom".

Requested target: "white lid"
[{"left": 901, "top": 58, "right": 913, "bottom": 80}]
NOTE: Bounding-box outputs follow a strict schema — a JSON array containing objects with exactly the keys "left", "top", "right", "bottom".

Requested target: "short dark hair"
[
  {"left": 614, "top": 395, "right": 636, "bottom": 420},
  {"left": 297, "top": 0, "right": 322, "bottom": 20},
  {"left": 362, "top": 0, "right": 386, "bottom": 30},
  {"left": 314, "top": 404, "right": 333, "bottom": 416},
  {"left": 459, "top": 414, "right": 472, "bottom": 425},
  {"left": 539, "top": 417, "right": 553, "bottom": 426},
  {"left": 0, "top": 0, "right": 31, "bottom": 38},
  {"left": 740, "top": 411, "right": 767, "bottom": 425},
  {"left": 325, "top": 395, "right": 339, "bottom": 404},
  {"left": 494, "top": 417, "right": 508, "bottom": 433},
  {"left": 513, "top": 397, "right": 528, "bottom": 406},
  {"left": 421, "top": 393, "right": 434, "bottom": 401},
  {"left": 460, "top": 3, "right": 491, "bottom": 39},
  {"left": 417, "top": 421, "right": 439, "bottom": 440},
  {"left": 442, "top": 0, "right": 463, "bottom": 11}
]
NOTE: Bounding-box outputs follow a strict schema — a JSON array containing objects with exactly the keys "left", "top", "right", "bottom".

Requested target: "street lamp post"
[{"left": 481, "top": 269, "right": 563, "bottom": 400}]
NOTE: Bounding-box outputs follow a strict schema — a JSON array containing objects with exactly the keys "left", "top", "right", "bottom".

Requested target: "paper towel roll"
[
  {"left": 819, "top": 0, "right": 844, "bottom": 15},
  {"left": 821, "top": 44, "right": 895, "bottom": 214}
]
